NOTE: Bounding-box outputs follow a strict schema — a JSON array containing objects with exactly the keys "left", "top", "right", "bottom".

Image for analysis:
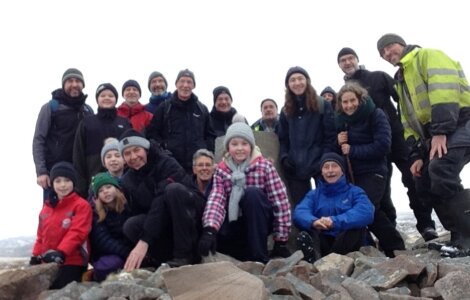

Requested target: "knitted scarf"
[
  {"left": 335, "top": 96, "right": 375, "bottom": 131},
  {"left": 225, "top": 156, "right": 250, "bottom": 222}
]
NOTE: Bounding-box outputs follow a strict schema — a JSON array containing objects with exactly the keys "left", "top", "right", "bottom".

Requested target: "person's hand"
[
  {"left": 410, "top": 159, "right": 424, "bottom": 177},
  {"left": 37, "top": 174, "right": 50, "bottom": 189},
  {"left": 337, "top": 131, "right": 348, "bottom": 145},
  {"left": 41, "top": 250, "right": 64, "bottom": 264},
  {"left": 124, "top": 240, "right": 149, "bottom": 272},
  {"left": 198, "top": 227, "right": 217, "bottom": 256},
  {"left": 29, "top": 256, "right": 42, "bottom": 265},
  {"left": 313, "top": 219, "right": 329, "bottom": 231},
  {"left": 430, "top": 135, "right": 447, "bottom": 160},
  {"left": 341, "top": 143, "right": 350, "bottom": 155},
  {"left": 281, "top": 158, "right": 295, "bottom": 174},
  {"left": 270, "top": 241, "right": 291, "bottom": 258},
  {"left": 319, "top": 217, "right": 333, "bottom": 230}
]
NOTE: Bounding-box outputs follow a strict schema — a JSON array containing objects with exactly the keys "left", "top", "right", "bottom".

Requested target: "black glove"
[
  {"left": 270, "top": 241, "right": 291, "bottom": 258},
  {"left": 42, "top": 250, "right": 65, "bottom": 264},
  {"left": 29, "top": 256, "right": 42, "bottom": 265},
  {"left": 281, "top": 157, "right": 295, "bottom": 174},
  {"left": 198, "top": 227, "right": 217, "bottom": 256}
]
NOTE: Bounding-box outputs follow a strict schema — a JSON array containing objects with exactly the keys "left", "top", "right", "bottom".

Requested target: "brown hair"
[
  {"left": 95, "top": 187, "right": 127, "bottom": 222},
  {"left": 336, "top": 82, "right": 369, "bottom": 113},
  {"left": 283, "top": 78, "right": 320, "bottom": 117}
]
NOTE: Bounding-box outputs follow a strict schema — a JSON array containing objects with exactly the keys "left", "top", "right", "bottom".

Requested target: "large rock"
[{"left": 162, "top": 261, "right": 268, "bottom": 300}]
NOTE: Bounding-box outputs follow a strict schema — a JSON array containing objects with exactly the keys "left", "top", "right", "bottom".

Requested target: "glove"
[
  {"left": 281, "top": 158, "right": 295, "bottom": 174},
  {"left": 198, "top": 227, "right": 217, "bottom": 256},
  {"left": 42, "top": 250, "right": 65, "bottom": 264},
  {"left": 270, "top": 241, "right": 291, "bottom": 258},
  {"left": 29, "top": 255, "right": 42, "bottom": 265}
]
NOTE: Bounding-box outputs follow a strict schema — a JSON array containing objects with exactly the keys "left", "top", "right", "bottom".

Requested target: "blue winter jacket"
[{"left": 293, "top": 176, "right": 374, "bottom": 237}]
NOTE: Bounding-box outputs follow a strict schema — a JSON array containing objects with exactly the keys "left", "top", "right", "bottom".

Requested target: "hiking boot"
[
  {"left": 166, "top": 257, "right": 192, "bottom": 268},
  {"left": 420, "top": 227, "right": 438, "bottom": 242},
  {"left": 296, "top": 231, "right": 321, "bottom": 263}
]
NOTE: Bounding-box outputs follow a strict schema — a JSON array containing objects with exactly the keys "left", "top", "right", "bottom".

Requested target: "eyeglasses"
[{"left": 195, "top": 163, "right": 213, "bottom": 168}]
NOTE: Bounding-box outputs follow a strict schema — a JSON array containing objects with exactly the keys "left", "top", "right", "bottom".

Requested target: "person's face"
[
  {"left": 53, "top": 176, "right": 74, "bottom": 199},
  {"left": 98, "top": 184, "right": 118, "bottom": 204},
  {"left": 321, "top": 161, "right": 343, "bottom": 184},
  {"left": 122, "top": 146, "right": 147, "bottom": 170},
  {"left": 261, "top": 100, "right": 278, "bottom": 122},
  {"left": 123, "top": 86, "right": 141, "bottom": 106},
  {"left": 338, "top": 54, "right": 359, "bottom": 76},
  {"left": 193, "top": 156, "right": 215, "bottom": 183},
  {"left": 104, "top": 150, "right": 125, "bottom": 175},
  {"left": 214, "top": 92, "right": 232, "bottom": 113},
  {"left": 228, "top": 137, "right": 252, "bottom": 164},
  {"left": 150, "top": 77, "right": 167, "bottom": 96},
  {"left": 175, "top": 76, "right": 195, "bottom": 101},
  {"left": 322, "top": 92, "right": 334, "bottom": 102},
  {"left": 287, "top": 73, "right": 307, "bottom": 96},
  {"left": 381, "top": 43, "right": 404, "bottom": 66},
  {"left": 63, "top": 78, "right": 84, "bottom": 98},
  {"left": 341, "top": 91, "right": 360, "bottom": 116},
  {"left": 97, "top": 90, "right": 117, "bottom": 109}
]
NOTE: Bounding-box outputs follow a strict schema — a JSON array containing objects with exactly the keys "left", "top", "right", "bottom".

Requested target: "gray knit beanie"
[
  {"left": 148, "top": 71, "right": 168, "bottom": 92},
  {"left": 62, "top": 68, "right": 85, "bottom": 88},
  {"left": 100, "top": 138, "right": 120, "bottom": 166},
  {"left": 119, "top": 129, "right": 150, "bottom": 155},
  {"left": 175, "top": 69, "right": 196, "bottom": 87},
  {"left": 285, "top": 66, "right": 310, "bottom": 87},
  {"left": 224, "top": 122, "right": 255, "bottom": 151},
  {"left": 377, "top": 33, "right": 406, "bottom": 54}
]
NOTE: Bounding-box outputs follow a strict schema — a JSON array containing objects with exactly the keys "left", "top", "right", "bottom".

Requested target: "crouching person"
[
  {"left": 199, "top": 123, "right": 291, "bottom": 263},
  {"left": 30, "top": 162, "right": 92, "bottom": 289},
  {"left": 88, "top": 172, "right": 133, "bottom": 281},
  {"left": 119, "top": 129, "right": 205, "bottom": 270},
  {"left": 293, "top": 153, "right": 374, "bottom": 263}
]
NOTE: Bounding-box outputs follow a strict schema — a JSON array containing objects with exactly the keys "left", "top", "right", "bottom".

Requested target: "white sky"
[{"left": 1, "top": 0, "right": 469, "bottom": 239}]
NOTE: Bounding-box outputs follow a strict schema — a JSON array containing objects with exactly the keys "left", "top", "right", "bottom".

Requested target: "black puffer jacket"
[{"left": 209, "top": 107, "right": 237, "bottom": 137}]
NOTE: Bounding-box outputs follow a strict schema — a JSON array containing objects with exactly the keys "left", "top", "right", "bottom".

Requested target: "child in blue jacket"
[{"left": 293, "top": 152, "right": 374, "bottom": 262}]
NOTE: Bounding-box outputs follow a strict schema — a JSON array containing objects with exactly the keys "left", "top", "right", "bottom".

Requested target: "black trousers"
[
  {"left": 310, "top": 228, "right": 366, "bottom": 256},
  {"left": 123, "top": 183, "right": 205, "bottom": 264},
  {"left": 50, "top": 265, "right": 87, "bottom": 289},
  {"left": 355, "top": 173, "right": 405, "bottom": 256},
  {"left": 217, "top": 187, "right": 273, "bottom": 263}
]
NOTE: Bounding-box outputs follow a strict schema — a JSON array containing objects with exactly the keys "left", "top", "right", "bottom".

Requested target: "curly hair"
[
  {"left": 95, "top": 187, "right": 127, "bottom": 222},
  {"left": 283, "top": 78, "right": 320, "bottom": 118},
  {"left": 336, "top": 82, "right": 369, "bottom": 113}
]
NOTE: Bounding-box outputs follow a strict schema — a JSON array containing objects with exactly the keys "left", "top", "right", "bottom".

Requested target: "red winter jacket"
[
  {"left": 32, "top": 192, "right": 92, "bottom": 266},
  {"left": 117, "top": 102, "right": 153, "bottom": 132}
]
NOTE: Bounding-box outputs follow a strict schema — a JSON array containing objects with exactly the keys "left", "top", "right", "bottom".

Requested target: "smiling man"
[
  {"left": 251, "top": 98, "right": 280, "bottom": 133},
  {"left": 293, "top": 152, "right": 374, "bottom": 263},
  {"left": 209, "top": 86, "right": 240, "bottom": 137},
  {"left": 145, "top": 71, "right": 172, "bottom": 114},
  {"left": 117, "top": 79, "right": 153, "bottom": 132},
  {"left": 146, "top": 69, "right": 216, "bottom": 173}
]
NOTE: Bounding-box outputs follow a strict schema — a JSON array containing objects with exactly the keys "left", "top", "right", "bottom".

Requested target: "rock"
[
  {"left": 162, "top": 261, "right": 267, "bottom": 300},
  {"left": 314, "top": 253, "right": 354, "bottom": 276},
  {"left": 341, "top": 277, "right": 380, "bottom": 300},
  {"left": 354, "top": 267, "right": 409, "bottom": 290},
  {"left": 262, "top": 250, "right": 303, "bottom": 276},
  {"left": 434, "top": 270, "right": 470, "bottom": 300}
]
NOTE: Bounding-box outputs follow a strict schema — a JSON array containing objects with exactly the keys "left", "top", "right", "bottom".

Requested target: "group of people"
[{"left": 30, "top": 33, "right": 470, "bottom": 289}]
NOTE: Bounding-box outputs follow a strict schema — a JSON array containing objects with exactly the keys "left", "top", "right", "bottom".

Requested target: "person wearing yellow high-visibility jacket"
[{"left": 377, "top": 33, "right": 470, "bottom": 249}]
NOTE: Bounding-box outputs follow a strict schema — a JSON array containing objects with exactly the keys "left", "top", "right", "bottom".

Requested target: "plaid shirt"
[{"left": 202, "top": 156, "right": 291, "bottom": 241}]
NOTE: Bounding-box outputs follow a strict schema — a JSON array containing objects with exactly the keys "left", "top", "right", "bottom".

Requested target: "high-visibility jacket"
[{"left": 396, "top": 47, "right": 470, "bottom": 141}]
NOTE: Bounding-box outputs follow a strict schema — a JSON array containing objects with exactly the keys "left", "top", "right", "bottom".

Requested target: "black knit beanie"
[
  {"left": 50, "top": 161, "right": 77, "bottom": 187},
  {"left": 96, "top": 83, "right": 119, "bottom": 101},
  {"left": 337, "top": 47, "right": 359, "bottom": 63},
  {"left": 285, "top": 66, "right": 310, "bottom": 87},
  {"left": 320, "top": 152, "right": 346, "bottom": 175},
  {"left": 62, "top": 68, "right": 85, "bottom": 88},
  {"left": 175, "top": 69, "right": 196, "bottom": 87},
  {"left": 122, "top": 79, "right": 142, "bottom": 96},
  {"left": 377, "top": 33, "right": 406, "bottom": 54},
  {"left": 213, "top": 86, "right": 232, "bottom": 103}
]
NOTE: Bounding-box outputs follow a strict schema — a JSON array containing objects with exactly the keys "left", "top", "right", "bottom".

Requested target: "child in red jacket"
[{"left": 30, "top": 161, "right": 92, "bottom": 289}]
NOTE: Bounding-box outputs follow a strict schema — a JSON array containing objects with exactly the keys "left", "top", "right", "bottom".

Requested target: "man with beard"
[
  {"left": 145, "top": 71, "right": 172, "bottom": 114},
  {"left": 33, "top": 68, "right": 94, "bottom": 200}
]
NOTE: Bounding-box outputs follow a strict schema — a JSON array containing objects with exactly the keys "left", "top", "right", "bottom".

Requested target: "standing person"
[
  {"left": 33, "top": 68, "right": 93, "bottom": 200},
  {"left": 199, "top": 123, "right": 291, "bottom": 263},
  {"left": 30, "top": 162, "right": 92, "bottom": 289},
  {"left": 145, "top": 71, "right": 172, "bottom": 114},
  {"left": 88, "top": 172, "right": 133, "bottom": 282},
  {"left": 73, "top": 83, "right": 131, "bottom": 198},
  {"left": 320, "top": 86, "right": 337, "bottom": 109},
  {"left": 119, "top": 129, "right": 206, "bottom": 270},
  {"left": 294, "top": 152, "right": 374, "bottom": 262},
  {"left": 337, "top": 47, "right": 437, "bottom": 241},
  {"left": 192, "top": 149, "right": 216, "bottom": 196},
  {"left": 251, "top": 98, "right": 280, "bottom": 133},
  {"left": 117, "top": 79, "right": 153, "bottom": 133},
  {"left": 209, "top": 86, "right": 240, "bottom": 137},
  {"left": 146, "top": 69, "right": 216, "bottom": 173},
  {"left": 278, "top": 66, "right": 336, "bottom": 205},
  {"left": 336, "top": 82, "right": 405, "bottom": 257},
  {"left": 377, "top": 33, "right": 470, "bottom": 247}
]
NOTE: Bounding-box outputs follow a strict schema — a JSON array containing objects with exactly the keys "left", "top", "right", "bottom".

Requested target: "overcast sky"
[{"left": 0, "top": 0, "right": 469, "bottom": 239}]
